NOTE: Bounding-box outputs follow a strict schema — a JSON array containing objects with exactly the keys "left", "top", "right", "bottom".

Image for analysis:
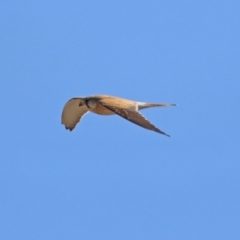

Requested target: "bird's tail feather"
[{"left": 138, "top": 102, "right": 176, "bottom": 110}]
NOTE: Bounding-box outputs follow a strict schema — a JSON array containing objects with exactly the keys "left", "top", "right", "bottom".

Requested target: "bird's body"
[
  {"left": 84, "top": 96, "right": 116, "bottom": 115},
  {"left": 61, "top": 95, "right": 176, "bottom": 136}
]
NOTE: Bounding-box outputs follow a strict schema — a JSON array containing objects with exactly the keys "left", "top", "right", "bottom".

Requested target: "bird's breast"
[
  {"left": 87, "top": 100, "right": 114, "bottom": 115},
  {"left": 90, "top": 105, "right": 115, "bottom": 115}
]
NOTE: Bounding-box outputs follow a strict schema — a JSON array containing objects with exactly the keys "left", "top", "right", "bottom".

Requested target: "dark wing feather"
[{"left": 99, "top": 102, "right": 170, "bottom": 136}]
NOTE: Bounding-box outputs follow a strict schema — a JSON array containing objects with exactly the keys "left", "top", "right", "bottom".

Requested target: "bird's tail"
[{"left": 138, "top": 102, "right": 177, "bottom": 110}]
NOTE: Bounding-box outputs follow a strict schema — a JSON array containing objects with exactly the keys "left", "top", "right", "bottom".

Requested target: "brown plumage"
[{"left": 61, "top": 95, "right": 176, "bottom": 136}]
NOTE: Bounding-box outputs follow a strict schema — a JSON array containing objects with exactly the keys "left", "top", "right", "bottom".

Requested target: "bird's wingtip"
[
  {"left": 156, "top": 129, "right": 171, "bottom": 137},
  {"left": 165, "top": 133, "right": 170, "bottom": 137}
]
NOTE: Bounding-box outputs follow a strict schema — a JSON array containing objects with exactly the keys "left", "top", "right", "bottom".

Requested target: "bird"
[{"left": 61, "top": 95, "right": 176, "bottom": 136}]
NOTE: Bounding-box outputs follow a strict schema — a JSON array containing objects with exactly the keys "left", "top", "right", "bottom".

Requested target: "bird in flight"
[{"left": 61, "top": 95, "right": 176, "bottom": 136}]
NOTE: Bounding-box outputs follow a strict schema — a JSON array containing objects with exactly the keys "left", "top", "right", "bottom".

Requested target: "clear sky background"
[{"left": 1, "top": 1, "right": 240, "bottom": 239}]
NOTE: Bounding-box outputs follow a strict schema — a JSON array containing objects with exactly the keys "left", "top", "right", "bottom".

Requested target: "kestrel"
[{"left": 61, "top": 95, "right": 176, "bottom": 136}]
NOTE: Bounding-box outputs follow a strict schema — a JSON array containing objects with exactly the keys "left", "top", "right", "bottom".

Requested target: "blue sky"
[{"left": 1, "top": 1, "right": 240, "bottom": 239}]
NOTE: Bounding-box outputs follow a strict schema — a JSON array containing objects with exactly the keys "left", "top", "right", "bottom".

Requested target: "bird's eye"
[{"left": 79, "top": 101, "right": 83, "bottom": 106}]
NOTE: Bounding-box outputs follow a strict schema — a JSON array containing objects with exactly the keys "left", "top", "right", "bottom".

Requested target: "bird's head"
[{"left": 78, "top": 98, "right": 85, "bottom": 106}]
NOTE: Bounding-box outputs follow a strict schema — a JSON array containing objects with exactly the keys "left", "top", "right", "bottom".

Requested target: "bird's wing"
[
  {"left": 61, "top": 98, "right": 89, "bottom": 131},
  {"left": 98, "top": 101, "right": 170, "bottom": 136}
]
